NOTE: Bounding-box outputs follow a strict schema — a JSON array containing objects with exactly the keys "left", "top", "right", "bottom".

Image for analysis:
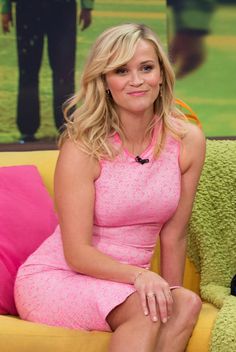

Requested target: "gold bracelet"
[{"left": 134, "top": 270, "right": 146, "bottom": 284}]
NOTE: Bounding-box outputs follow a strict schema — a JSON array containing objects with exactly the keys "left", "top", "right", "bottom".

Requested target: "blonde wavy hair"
[{"left": 59, "top": 23, "right": 187, "bottom": 159}]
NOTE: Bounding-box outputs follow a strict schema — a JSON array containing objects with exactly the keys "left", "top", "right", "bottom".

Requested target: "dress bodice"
[{"left": 92, "top": 130, "right": 181, "bottom": 267}]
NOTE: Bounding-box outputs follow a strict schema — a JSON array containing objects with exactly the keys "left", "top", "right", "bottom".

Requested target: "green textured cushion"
[{"left": 187, "top": 140, "right": 236, "bottom": 352}]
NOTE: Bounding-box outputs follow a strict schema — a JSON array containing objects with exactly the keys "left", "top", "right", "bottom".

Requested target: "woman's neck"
[
  {"left": 118, "top": 111, "right": 155, "bottom": 156},
  {"left": 119, "top": 110, "right": 154, "bottom": 144}
]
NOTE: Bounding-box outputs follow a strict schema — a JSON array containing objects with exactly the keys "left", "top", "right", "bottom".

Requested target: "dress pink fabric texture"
[{"left": 14, "top": 126, "right": 181, "bottom": 332}]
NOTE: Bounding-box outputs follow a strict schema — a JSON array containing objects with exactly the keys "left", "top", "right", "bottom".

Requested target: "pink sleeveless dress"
[{"left": 14, "top": 128, "right": 181, "bottom": 332}]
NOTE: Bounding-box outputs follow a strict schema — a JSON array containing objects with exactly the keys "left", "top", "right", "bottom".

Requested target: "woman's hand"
[{"left": 134, "top": 270, "right": 173, "bottom": 324}]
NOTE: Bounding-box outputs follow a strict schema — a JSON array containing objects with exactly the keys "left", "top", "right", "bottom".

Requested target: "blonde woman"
[{"left": 15, "top": 23, "right": 205, "bottom": 352}]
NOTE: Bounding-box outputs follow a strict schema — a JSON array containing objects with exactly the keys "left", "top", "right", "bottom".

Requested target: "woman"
[{"left": 14, "top": 23, "right": 206, "bottom": 352}]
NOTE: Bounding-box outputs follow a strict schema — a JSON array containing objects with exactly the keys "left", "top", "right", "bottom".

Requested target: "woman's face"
[{"left": 105, "top": 39, "right": 163, "bottom": 118}]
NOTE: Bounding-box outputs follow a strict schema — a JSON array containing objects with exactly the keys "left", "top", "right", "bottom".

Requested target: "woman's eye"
[
  {"left": 142, "top": 65, "right": 154, "bottom": 72},
  {"left": 115, "top": 67, "right": 128, "bottom": 75}
]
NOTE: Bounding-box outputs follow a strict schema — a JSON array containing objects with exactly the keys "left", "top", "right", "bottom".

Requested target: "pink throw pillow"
[{"left": 0, "top": 165, "right": 58, "bottom": 315}]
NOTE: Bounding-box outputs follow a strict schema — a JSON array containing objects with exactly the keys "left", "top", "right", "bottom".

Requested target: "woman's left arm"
[{"left": 159, "top": 123, "right": 206, "bottom": 286}]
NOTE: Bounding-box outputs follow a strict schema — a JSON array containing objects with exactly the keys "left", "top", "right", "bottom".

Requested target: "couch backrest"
[{"left": 0, "top": 150, "right": 59, "bottom": 197}]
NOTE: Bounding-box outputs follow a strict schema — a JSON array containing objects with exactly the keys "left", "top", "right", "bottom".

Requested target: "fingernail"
[
  {"left": 162, "top": 318, "right": 167, "bottom": 323},
  {"left": 144, "top": 310, "right": 148, "bottom": 316},
  {"left": 153, "top": 316, "right": 158, "bottom": 322}
]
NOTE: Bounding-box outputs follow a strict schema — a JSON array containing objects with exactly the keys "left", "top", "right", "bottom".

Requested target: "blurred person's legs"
[
  {"left": 46, "top": 0, "right": 76, "bottom": 131},
  {"left": 16, "top": 0, "right": 44, "bottom": 140},
  {"left": 15, "top": 0, "right": 76, "bottom": 141}
]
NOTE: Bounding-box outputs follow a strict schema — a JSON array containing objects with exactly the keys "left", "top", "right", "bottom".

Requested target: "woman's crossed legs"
[{"left": 106, "top": 287, "right": 202, "bottom": 352}]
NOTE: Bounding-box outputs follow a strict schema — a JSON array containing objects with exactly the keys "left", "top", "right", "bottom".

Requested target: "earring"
[{"left": 106, "top": 89, "right": 111, "bottom": 97}]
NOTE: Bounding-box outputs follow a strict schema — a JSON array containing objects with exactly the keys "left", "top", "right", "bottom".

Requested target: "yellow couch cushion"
[
  {"left": 0, "top": 315, "right": 110, "bottom": 352},
  {"left": 187, "top": 303, "right": 218, "bottom": 352},
  {"left": 0, "top": 303, "right": 218, "bottom": 352}
]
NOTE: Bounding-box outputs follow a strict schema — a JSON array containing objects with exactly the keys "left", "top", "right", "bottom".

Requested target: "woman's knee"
[
  {"left": 184, "top": 290, "right": 202, "bottom": 320},
  {"left": 172, "top": 288, "right": 202, "bottom": 327}
]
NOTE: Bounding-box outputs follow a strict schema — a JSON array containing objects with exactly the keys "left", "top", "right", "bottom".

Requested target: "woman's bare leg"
[
  {"left": 106, "top": 292, "right": 161, "bottom": 352},
  {"left": 155, "top": 288, "right": 202, "bottom": 352}
]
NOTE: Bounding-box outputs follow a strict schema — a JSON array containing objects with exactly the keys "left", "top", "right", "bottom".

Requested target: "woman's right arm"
[{"left": 54, "top": 140, "right": 142, "bottom": 284}]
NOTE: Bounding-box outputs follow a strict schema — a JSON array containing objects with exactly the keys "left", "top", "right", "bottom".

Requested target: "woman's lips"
[{"left": 127, "top": 90, "right": 148, "bottom": 97}]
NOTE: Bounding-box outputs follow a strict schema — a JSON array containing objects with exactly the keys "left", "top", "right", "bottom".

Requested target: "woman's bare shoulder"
[
  {"left": 180, "top": 122, "right": 206, "bottom": 174},
  {"left": 57, "top": 139, "right": 101, "bottom": 181}
]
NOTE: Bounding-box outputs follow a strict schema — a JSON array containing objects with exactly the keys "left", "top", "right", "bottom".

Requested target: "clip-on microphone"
[{"left": 135, "top": 156, "right": 149, "bottom": 165}]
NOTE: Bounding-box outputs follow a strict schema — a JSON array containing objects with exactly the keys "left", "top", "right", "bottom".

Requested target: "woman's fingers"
[
  {"left": 135, "top": 271, "right": 174, "bottom": 323},
  {"left": 155, "top": 291, "right": 168, "bottom": 323},
  {"left": 145, "top": 289, "right": 173, "bottom": 323},
  {"left": 140, "top": 291, "right": 149, "bottom": 316},
  {"left": 146, "top": 292, "right": 158, "bottom": 322}
]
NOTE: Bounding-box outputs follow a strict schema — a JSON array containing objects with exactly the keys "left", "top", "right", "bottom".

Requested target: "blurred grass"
[
  {"left": 174, "top": 4, "right": 236, "bottom": 136},
  {"left": 0, "top": 1, "right": 235, "bottom": 143}
]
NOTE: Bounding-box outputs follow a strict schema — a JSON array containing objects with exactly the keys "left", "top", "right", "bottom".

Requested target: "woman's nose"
[{"left": 129, "top": 71, "right": 144, "bottom": 86}]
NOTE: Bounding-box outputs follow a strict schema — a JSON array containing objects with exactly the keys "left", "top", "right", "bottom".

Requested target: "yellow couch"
[{"left": 0, "top": 150, "right": 218, "bottom": 352}]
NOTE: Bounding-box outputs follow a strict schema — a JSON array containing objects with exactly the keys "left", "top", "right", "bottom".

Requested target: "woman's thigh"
[{"left": 106, "top": 291, "right": 160, "bottom": 331}]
